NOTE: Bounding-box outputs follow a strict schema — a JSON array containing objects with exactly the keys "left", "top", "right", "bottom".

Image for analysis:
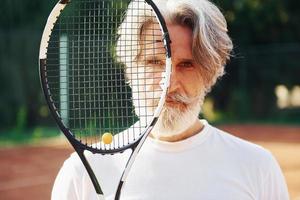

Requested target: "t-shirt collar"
[{"left": 146, "top": 119, "right": 211, "bottom": 152}]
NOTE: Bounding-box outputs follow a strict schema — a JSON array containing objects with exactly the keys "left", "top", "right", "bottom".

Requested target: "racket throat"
[
  {"left": 76, "top": 149, "right": 103, "bottom": 195},
  {"left": 115, "top": 180, "right": 124, "bottom": 200}
]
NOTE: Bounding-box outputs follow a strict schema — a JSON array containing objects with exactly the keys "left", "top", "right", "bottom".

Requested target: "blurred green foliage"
[
  {"left": 0, "top": 127, "right": 60, "bottom": 147},
  {"left": 0, "top": 0, "right": 56, "bottom": 133},
  {"left": 0, "top": 0, "right": 299, "bottom": 142},
  {"left": 217, "top": 0, "right": 300, "bottom": 44},
  {"left": 210, "top": 0, "right": 300, "bottom": 123}
]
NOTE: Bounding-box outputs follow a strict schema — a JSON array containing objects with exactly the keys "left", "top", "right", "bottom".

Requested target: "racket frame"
[{"left": 39, "top": 0, "right": 171, "bottom": 198}]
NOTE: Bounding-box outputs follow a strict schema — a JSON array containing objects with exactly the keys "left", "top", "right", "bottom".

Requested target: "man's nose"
[{"left": 168, "top": 67, "right": 180, "bottom": 92}]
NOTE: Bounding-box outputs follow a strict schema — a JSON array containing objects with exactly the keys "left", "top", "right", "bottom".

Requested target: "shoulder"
[
  {"left": 52, "top": 151, "right": 116, "bottom": 200},
  {"left": 56, "top": 152, "right": 88, "bottom": 179},
  {"left": 207, "top": 125, "right": 289, "bottom": 199},
  {"left": 53, "top": 150, "right": 131, "bottom": 198},
  {"left": 51, "top": 152, "right": 85, "bottom": 200},
  {"left": 208, "top": 125, "right": 275, "bottom": 165},
  {"left": 65, "top": 152, "right": 85, "bottom": 170}
]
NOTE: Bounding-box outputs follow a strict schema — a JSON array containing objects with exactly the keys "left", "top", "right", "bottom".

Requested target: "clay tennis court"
[{"left": 0, "top": 124, "right": 299, "bottom": 200}]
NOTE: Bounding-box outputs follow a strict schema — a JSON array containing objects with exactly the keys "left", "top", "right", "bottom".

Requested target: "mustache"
[
  {"left": 149, "top": 90, "right": 200, "bottom": 108},
  {"left": 166, "top": 93, "right": 199, "bottom": 105}
]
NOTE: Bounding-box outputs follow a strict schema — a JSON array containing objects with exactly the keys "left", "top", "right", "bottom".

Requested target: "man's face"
[{"left": 130, "top": 23, "right": 205, "bottom": 137}]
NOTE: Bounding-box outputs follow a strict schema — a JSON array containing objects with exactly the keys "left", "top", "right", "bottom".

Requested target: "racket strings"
[{"left": 46, "top": 0, "right": 167, "bottom": 151}]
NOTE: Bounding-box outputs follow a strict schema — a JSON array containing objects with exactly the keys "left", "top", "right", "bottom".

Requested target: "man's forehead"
[
  {"left": 141, "top": 22, "right": 194, "bottom": 61},
  {"left": 143, "top": 27, "right": 165, "bottom": 49},
  {"left": 143, "top": 24, "right": 163, "bottom": 38}
]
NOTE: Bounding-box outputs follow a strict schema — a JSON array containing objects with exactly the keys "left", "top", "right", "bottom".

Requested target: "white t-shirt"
[{"left": 52, "top": 120, "right": 289, "bottom": 200}]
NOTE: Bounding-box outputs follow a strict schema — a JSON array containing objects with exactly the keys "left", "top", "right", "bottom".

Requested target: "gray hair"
[{"left": 116, "top": 0, "right": 233, "bottom": 92}]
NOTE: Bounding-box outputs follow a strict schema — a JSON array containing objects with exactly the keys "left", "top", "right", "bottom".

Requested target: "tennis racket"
[{"left": 39, "top": 0, "right": 171, "bottom": 199}]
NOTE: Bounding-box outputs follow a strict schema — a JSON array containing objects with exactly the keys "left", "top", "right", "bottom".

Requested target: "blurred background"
[{"left": 0, "top": 0, "right": 299, "bottom": 199}]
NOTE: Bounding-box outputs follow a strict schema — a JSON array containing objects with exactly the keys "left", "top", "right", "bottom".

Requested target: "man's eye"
[
  {"left": 147, "top": 60, "right": 164, "bottom": 66},
  {"left": 178, "top": 62, "right": 194, "bottom": 68}
]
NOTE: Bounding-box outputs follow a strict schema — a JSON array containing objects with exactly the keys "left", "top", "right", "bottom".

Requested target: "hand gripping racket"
[{"left": 39, "top": 0, "right": 171, "bottom": 199}]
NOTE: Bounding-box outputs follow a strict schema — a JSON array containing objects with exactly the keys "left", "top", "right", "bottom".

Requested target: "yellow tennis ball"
[{"left": 102, "top": 132, "right": 113, "bottom": 144}]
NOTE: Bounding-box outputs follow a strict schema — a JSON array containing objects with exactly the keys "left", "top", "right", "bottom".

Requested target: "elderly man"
[{"left": 52, "top": 0, "right": 289, "bottom": 199}]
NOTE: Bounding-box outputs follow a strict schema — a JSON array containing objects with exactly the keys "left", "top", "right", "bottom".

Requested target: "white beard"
[
  {"left": 151, "top": 93, "right": 204, "bottom": 138},
  {"left": 151, "top": 102, "right": 200, "bottom": 138}
]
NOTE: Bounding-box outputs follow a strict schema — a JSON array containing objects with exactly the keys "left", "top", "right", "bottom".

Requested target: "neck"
[{"left": 150, "top": 119, "right": 204, "bottom": 142}]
